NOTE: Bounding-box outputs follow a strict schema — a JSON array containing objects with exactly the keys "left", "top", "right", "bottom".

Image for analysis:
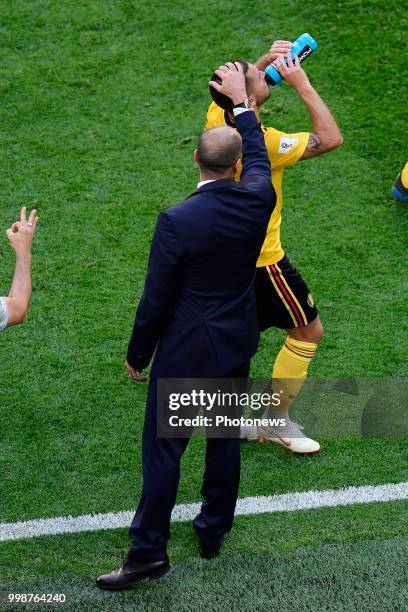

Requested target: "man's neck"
[{"left": 198, "top": 172, "right": 233, "bottom": 183}]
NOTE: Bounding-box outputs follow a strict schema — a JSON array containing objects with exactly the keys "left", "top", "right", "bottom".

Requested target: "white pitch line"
[{"left": 1, "top": 482, "right": 407, "bottom": 543}]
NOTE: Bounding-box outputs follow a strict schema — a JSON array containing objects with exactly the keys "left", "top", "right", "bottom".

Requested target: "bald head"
[{"left": 196, "top": 126, "right": 242, "bottom": 176}]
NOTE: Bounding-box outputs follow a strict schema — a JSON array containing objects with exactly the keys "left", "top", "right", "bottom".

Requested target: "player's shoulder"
[
  {"left": 262, "top": 125, "right": 288, "bottom": 147},
  {"left": 262, "top": 125, "right": 309, "bottom": 162}
]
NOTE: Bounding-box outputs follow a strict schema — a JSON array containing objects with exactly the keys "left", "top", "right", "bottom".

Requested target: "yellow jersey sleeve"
[
  {"left": 401, "top": 162, "right": 408, "bottom": 187},
  {"left": 205, "top": 102, "right": 226, "bottom": 129},
  {"left": 264, "top": 128, "right": 309, "bottom": 169}
]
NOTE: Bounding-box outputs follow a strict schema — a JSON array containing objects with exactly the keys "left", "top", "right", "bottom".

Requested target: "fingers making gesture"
[{"left": 6, "top": 207, "right": 38, "bottom": 256}]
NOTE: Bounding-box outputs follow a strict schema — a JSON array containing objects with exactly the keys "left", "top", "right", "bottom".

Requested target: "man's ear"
[
  {"left": 248, "top": 94, "right": 256, "bottom": 108},
  {"left": 194, "top": 149, "right": 199, "bottom": 164}
]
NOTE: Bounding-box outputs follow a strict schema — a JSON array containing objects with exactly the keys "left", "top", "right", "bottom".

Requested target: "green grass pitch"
[{"left": 0, "top": 1, "right": 407, "bottom": 610}]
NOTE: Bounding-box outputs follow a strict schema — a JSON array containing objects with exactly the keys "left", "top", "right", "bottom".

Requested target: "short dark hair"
[
  {"left": 197, "top": 126, "right": 242, "bottom": 174},
  {"left": 209, "top": 60, "right": 250, "bottom": 112}
]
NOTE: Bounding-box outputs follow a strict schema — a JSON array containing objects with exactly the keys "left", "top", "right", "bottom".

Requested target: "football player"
[{"left": 206, "top": 40, "right": 343, "bottom": 454}]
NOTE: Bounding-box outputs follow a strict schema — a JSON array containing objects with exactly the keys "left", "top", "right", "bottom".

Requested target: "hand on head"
[
  {"left": 6, "top": 207, "right": 38, "bottom": 255},
  {"left": 209, "top": 62, "right": 247, "bottom": 106}
]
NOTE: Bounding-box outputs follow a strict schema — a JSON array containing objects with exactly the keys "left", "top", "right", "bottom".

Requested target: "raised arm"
[
  {"left": 1, "top": 207, "right": 38, "bottom": 329},
  {"left": 258, "top": 40, "right": 343, "bottom": 159},
  {"left": 209, "top": 63, "right": 271, "bottom": 180}
]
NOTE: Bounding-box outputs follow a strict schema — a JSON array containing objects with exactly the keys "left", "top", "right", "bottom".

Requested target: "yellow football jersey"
[{"left": 205, "top": 102, "right": 309, "bottom": 267}]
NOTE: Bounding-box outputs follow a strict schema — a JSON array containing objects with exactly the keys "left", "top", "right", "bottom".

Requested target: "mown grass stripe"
[{"left": 1, "top": 482, "right": 407, "bottom": 543}]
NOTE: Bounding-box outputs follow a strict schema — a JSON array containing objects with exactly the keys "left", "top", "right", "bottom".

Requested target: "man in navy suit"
[{"left": 96, "top": 63, "right": 276, "bottom": 590}]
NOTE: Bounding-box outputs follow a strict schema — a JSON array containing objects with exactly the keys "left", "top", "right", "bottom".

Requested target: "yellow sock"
[
  {"left": 401, "top": 162, "right": 408, "bottom": 188},
  {"left": 270, "top": 337, "right": 318, "bottom": 417}
]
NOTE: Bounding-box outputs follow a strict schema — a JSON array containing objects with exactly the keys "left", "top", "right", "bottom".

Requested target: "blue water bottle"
[{"left": 265, "top": 33, "right": 318, "bottom": 86}]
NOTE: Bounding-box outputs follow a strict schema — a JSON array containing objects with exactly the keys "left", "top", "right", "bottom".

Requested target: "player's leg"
[
  {"left": 242, "top": 257, "right": 320, "bottom": 454},
  {"left": 264, "top": 259, "right": 321, "bottom": 453},
  {"left": 266, "top": 315, "right": 322, "bottom": 452},
  {"left": 275, "top": 314, "right": 323, "bottom": 428},
  {"left": 392, "top": 162, "right": 408, "bottom": 203}
]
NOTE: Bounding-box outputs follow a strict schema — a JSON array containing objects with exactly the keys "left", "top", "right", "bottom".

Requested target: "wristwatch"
[{"left": 233, "top": 98, "right": 254, "bottom": 110}]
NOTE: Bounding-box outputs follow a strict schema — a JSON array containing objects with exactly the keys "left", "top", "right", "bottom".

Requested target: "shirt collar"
[{"left": 197, "top": 179, "right": 216, "bottom": 189}]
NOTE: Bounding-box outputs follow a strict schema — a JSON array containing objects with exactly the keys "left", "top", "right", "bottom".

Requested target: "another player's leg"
[
  {"left": 261, "top": 316, "right": 322, "bottom": 453},
  {"left": 241, "top": 258, "right": 321, "bottom": 454}
]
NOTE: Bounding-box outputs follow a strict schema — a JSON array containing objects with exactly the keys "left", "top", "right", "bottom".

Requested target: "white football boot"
[{"left": 258, "top": 419, "right": 320, "bottom": 454}]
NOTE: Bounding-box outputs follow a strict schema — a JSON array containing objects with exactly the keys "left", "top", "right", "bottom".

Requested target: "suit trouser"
[{"left": 128, "top": 361, "right": 250, "bottom": 562}]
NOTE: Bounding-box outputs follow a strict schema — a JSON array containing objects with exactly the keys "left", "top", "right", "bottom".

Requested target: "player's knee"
[
  {"left": 290, "top": 317, "right": 323, "bottom": 344},
  {"left": 312, "top": 318, "right": 324, "bottom": 343}
]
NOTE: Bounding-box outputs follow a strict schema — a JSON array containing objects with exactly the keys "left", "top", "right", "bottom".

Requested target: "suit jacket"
[{"left": 127, "top": 110, "right": 276, "bottom": 378}]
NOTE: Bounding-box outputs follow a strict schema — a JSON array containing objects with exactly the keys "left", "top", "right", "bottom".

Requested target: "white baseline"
[{"left": 1, "top": 482, "right": 407, "bottom": 543}]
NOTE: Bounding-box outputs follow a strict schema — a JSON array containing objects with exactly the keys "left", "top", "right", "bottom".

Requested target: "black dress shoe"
[
  {"left": 198, "top": 536, "right": 224, "bottom": 559},
  {"left": 96, "top": 556, "right": 172, "bottom": 590}
]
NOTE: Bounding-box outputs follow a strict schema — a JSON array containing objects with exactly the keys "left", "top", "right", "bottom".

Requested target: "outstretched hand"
[{"left": 209, "top": 62, "right": 247, "bottom": 106}]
